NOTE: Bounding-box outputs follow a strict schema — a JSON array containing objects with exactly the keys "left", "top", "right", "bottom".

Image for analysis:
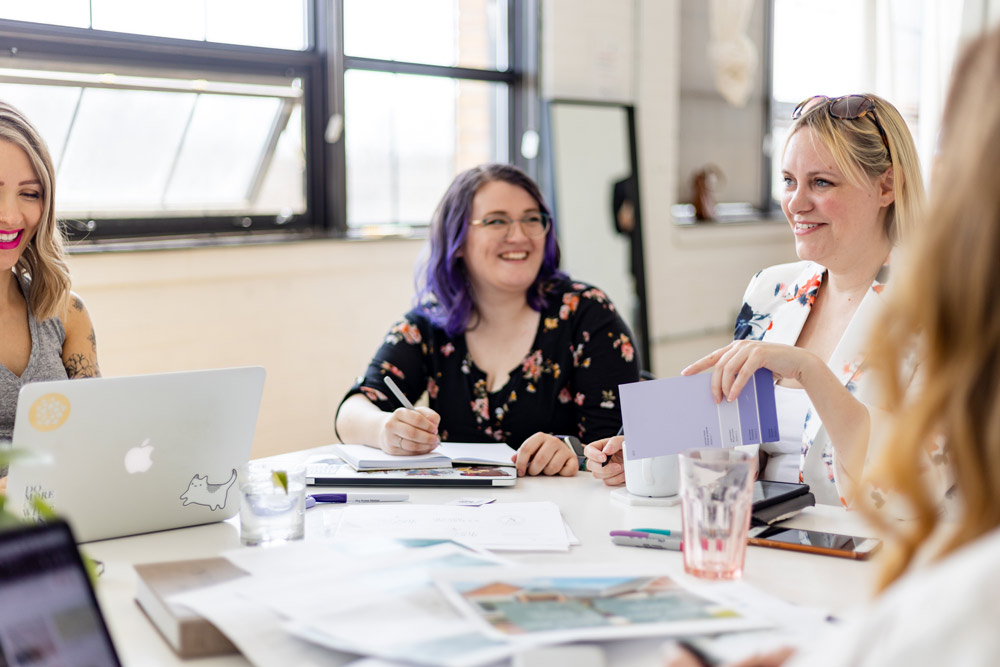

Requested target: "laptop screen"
[{"left": 0, "top": 521, "right": 121, "bottom": 666}]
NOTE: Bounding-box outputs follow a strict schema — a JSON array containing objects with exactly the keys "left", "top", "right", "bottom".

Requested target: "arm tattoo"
[
  {"left": 88, "top": 329, "right": 97, "bottom": 354},
  {"left": 64, "top": 353, "right": 100, "bottom": 379},
  {"left": 71, "top": 296, "right": 84, "bottom": 312}
]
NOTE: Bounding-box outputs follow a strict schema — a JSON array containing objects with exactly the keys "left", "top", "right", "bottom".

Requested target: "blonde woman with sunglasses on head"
[
  {"left": 588, "top": 94, "right": 934, "bottom": 508},
  {"left": 668, "top": 26, "right": 1000, "bottom": 667},
  {"left": 0, "top": 101, "right": 101, "bottom": 491}
]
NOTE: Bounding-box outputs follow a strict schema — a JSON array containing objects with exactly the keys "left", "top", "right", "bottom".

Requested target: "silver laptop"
[{"left": 6, "top": 366, "right": 265, "bottom": 543}]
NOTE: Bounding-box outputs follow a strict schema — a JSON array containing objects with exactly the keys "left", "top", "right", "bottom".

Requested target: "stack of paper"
[{"left": 332, "top": 442, "right": 517, "bottom": 471}]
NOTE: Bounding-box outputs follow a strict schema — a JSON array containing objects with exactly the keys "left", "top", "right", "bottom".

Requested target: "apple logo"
[{"left": 124, "top": 438, "right": 155, "bottom": 474}]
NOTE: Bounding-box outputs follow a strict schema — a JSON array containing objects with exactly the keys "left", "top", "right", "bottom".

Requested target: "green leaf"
[
  {"left": 271, "top": 470, "right": 289, "bottom": 494},
  {"left": 29, "top": 495, "right": 58, "bottom": 521}
]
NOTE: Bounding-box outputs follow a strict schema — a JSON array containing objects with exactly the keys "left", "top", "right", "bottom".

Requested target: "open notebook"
[{"left": 331, "top": 442, "right": 517, "bottom": 471}]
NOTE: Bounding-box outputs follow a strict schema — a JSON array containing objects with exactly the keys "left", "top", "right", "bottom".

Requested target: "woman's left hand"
[
  {"left": 513, "top": 433, "right": 578, "bottom": 477},
  {"left": 682, "top": 340, "right": 821, "bottom": 403}
]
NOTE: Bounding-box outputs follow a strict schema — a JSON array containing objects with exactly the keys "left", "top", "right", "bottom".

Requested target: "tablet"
[{"left": 0, "top": 520, "right": 121, "bottom": 666}]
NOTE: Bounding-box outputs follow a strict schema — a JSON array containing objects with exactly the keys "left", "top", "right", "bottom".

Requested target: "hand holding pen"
[
  {"left": 379, "top": 376, "right": 441, "bottom": 456},
  {"left": 583, "top": 426, "right": 626, "bottom": 486}
]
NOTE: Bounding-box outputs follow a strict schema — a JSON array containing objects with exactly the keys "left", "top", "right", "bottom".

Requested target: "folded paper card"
[{"left": 619, "top": 368, "right": 779, "bottom": 461}]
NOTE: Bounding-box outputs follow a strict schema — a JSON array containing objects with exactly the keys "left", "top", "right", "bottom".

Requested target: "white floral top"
[{"left": 735, "top": 260, "right": 907, "bottom": 507}]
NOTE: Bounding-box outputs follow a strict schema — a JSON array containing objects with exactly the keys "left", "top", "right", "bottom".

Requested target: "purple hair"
[{"left": 416, "top": 163, "right": 566, "bottom": 336}]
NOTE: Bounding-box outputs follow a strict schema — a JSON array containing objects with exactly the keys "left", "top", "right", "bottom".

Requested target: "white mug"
[{"left": 623, "top": 445, "right": 679, "bottom": 497}]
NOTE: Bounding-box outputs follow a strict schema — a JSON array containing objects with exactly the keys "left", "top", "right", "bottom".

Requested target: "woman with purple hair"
[{"left": 336, "top": 163, "right": 640, "bottom": 476}]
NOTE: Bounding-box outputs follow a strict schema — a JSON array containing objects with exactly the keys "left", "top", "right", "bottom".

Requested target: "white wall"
[{"left": 69, "top": 240, "right": 423, "bottom": 458}]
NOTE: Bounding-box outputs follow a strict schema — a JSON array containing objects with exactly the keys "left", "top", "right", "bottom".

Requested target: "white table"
[{"left": 84, "top": 447, "right": 879, "bottom": 666}]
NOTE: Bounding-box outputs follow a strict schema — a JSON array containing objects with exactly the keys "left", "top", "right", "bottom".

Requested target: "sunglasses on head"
[{"left": 792, "top": 94, "right": 890, "bottom": 153}]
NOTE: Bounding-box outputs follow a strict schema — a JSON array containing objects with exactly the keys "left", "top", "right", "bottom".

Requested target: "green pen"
[{"left": 632, "top": 528, "right": 673, "bottom": 536}]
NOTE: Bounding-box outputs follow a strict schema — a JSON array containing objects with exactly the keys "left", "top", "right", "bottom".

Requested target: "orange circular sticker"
[{"left": 28, "top": 393, "right": 71, "bottom": 431}]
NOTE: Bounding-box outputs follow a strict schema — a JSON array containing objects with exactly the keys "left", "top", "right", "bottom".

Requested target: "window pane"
[
  {"left": 92, "top": 0, "right": 207, "bottom": 41},
  {"left": 0, "top": 82, "right": 80, "bottom": 162},
  {"left": 344, "top": 0, "right": 507, "bottom": 70},
  {"left": 772, "top": 0, "right": 869, "bottom": 103},
  {"left": 59, "top": 88, "right": 196, "bottom": 212},
  {"left": 0, "top": 68, "right": 305, "bottom": 219},
  {"left": 87, "top": 0, "right": 307, "bottom": 50},
  {"left": 0, "top": 1, "right": 90, "bottom": 29},
  {"left": 346, "top": 70, "right": 507, "bottom": 227},
  {"left": 164, "top": 95, "right": 282, "bottom": 208},
  {"left": 206, "top": 0, "right": 308, "bottom": 50}
]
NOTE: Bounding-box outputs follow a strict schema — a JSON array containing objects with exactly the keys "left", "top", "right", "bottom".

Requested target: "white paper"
[
  {"left": 333, "top": 502, "right": 571, "bottom": 551},
  {"left": 172, "top": 579, "right": 350, "bottom": 667}
]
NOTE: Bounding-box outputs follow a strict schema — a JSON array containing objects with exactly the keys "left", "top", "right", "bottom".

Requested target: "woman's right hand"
[
  {"left": 378, "top": 407, "right": 442, "bottom": 456},
  {"left": 584, "top": 435, "right": 625, "bottom": 486}
]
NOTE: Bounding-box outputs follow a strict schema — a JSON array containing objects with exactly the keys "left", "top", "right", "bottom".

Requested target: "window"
[
  {"left": 342, "top": 0, "right": 518, "bottom": 234},
  {"left": 768, "top": 0, "right": 926, "bottom": 203},
  {"left": 0, "top": 0, "right": 526, "bottom": 244}
]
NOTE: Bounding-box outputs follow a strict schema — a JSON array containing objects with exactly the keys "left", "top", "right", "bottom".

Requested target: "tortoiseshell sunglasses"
[{"left": 792, "top": 94, "right": 890, "bottom": 153}]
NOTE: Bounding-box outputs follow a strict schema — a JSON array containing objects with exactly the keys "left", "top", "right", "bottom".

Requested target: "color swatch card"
[{"left": 619, "top": 368, "right": 779, "bottom": 460}]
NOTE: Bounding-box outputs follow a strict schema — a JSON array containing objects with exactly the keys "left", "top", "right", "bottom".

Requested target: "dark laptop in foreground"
[
  {"left": 0, "top": 520, "right": 121, "bottom": 665},
  {"left": 6, "top": 367, "right": 265, "bottom": 542}
]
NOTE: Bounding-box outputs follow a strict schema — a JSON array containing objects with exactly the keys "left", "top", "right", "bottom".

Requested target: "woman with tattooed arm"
[{"left": 0, "top": 101, "right": 101, "bottom": 490}]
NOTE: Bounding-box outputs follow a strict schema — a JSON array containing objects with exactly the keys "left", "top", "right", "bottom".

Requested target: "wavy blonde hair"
[
  {"left": 1, "top": 101, "right": 70, "bottom": 320},
  {"left": 787, "top": 94, "right": 925, "bottom": 244},
  {"left": 865, "top": 29, "right": 1000, "bottom": 589}
]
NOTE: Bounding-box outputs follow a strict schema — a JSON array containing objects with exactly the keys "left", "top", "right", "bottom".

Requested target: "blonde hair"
[
  {"left": 786, "top": 94, "right": 925, "bottom": 244},
  {"left": 0, "top": 101, "right": 70, "bottom": 320},
  {"left": 865, "top": 29, "right": 1000, "bottom": 589}
]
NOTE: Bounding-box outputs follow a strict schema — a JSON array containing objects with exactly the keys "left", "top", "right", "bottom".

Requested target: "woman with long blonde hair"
[{"left": 0, "top": 101, "right": 100, "bottom": 485}]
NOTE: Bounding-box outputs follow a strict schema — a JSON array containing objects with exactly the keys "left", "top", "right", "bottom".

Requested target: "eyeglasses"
[
  {"left": 792, "top": 94, "right": 890, "bottom": 153},
  {"left": 469, "top": 212, "right": 551, "bottom": 238}
]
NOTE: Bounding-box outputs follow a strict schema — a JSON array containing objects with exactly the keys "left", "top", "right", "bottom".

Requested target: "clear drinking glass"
[
  {"left": 239, "top": 462, "right": 306, "bottom": 546},
  {"left": 678, "top": 449, "right": 756, "bottom": 580}
]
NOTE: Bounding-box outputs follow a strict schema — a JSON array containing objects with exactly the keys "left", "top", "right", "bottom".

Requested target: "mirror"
[{"left": 544, "top": 101, "right": 651, "bottom": 370}]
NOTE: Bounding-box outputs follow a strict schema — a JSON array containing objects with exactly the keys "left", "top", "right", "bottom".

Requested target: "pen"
[
  {"left": 384, "top": 376, "right": 414, "bottom": 410},
  {"left": 609, "top": 530, "right": 683, "bottom": 551},
  {"left": 306, "top": 492, "right": 409, "bottom": 508},
  {"left": 602, "top": 426, "right": 624, "bottom": 467},
  {"left": 631, "top": 528, "right": 673, "bottom": 536}
]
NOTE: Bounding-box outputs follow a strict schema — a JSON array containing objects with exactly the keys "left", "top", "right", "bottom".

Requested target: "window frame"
[
  {"left": 0, "top": 0, "right": 529, "bottom": 246},
  {"left": 336, "top": 0, "right": 527, "bottom": 234}
]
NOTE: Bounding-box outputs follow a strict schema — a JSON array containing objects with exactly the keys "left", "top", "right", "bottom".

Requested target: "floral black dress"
[{"left": 339, "top": 278, "right": 641, "bottom": 448}]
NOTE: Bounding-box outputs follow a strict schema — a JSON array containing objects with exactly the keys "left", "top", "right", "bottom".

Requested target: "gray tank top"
[{"left": 0, "top": 274, "right": 68, "bottom": 443}]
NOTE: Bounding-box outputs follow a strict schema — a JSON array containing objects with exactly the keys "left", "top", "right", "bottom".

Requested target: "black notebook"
[{"left": 751, "top": 480, "right": 815, "bottom": 525}]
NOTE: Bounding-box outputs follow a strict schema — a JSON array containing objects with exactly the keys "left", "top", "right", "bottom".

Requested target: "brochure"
[
  {"left": 433, "top": 565, "right": 771, "bottom": 645},
  {"left": 619, "top": 368, "right": 779, "bottom": 460}
]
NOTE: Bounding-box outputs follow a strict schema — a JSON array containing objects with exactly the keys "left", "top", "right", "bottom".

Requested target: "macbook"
[{"left": 6, "top": 366, "right": 265, "bottom": 542}]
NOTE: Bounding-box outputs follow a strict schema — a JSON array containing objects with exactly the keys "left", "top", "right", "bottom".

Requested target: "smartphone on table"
[{"left": 747, "top": 525, "right": 881, "bottom": 560}]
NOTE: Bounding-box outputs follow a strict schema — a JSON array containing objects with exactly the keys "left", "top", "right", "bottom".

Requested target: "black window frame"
[
  {"left": 0, "top": 0, "right": 529, "bottom": 246},
  {"left": 336, "top": 0, "right": 528, "bottom": 234}
]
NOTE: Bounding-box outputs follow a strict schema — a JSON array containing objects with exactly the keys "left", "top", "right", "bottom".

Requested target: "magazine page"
[{"left": 433, "top": 564, "right": 774, "bottom": 645}]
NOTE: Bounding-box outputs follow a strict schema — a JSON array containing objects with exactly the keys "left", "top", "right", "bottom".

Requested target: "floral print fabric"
[
  {"left": 341, "top": 278, "right": 640, "bottom": 448},
  {"left": 735, "top": 260, "right": 888, "bottom": 506}
]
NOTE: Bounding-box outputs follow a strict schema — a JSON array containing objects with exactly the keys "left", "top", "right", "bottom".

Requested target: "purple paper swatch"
[{"left": 618, "top": 368, "right": 780, "bottom": 461}]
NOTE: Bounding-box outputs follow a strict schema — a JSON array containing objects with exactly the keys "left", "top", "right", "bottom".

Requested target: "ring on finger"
[{"left": 398, "top": 435, "right": 404, "bottom": 448}]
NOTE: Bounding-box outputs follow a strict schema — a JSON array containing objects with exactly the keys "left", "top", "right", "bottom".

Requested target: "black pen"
[{"left": 602, "top": 426, "right": 624, "bottom": 467}]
